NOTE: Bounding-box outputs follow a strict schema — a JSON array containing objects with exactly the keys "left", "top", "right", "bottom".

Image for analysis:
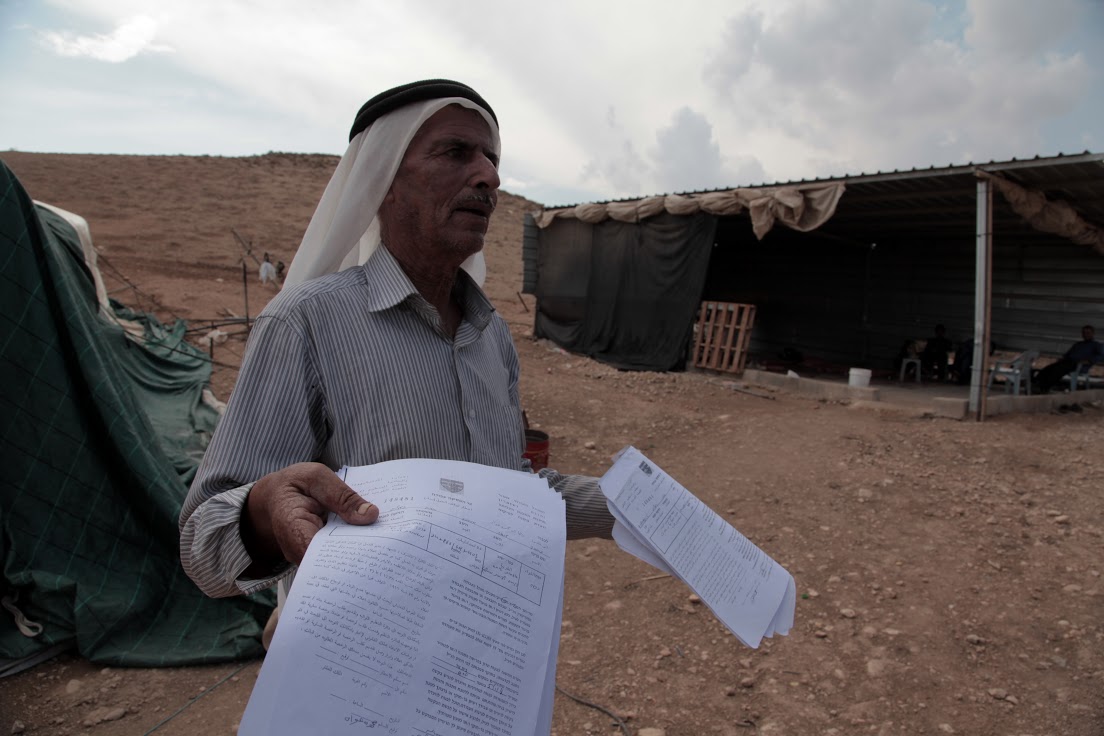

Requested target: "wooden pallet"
[{"left": 693, "top": 302, "right": 756, "bottom": 374}]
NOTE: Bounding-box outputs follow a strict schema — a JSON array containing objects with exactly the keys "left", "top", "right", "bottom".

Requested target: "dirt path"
[{"left": 2, "top": 151, "right": 1101, "bottom": 736}]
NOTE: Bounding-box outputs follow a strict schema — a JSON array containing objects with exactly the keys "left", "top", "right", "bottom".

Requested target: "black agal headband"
[{"left": 348, "top": 79, "right": 498, "bottom": 142}]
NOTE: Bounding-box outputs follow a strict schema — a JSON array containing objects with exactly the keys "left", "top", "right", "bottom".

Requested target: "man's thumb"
[{"left": 332, "top": 481, "right": 379, "bottom": 526}]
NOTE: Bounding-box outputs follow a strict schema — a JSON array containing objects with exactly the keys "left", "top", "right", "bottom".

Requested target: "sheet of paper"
[
  {"left": 611, "top": 519, "right": 674, "bottom": 575},
  {"left": 600, "top": 447, "right": 794, "bottom": 648},
  {"left": 240, "top": 459, "right": 566, "bottom": 736}
]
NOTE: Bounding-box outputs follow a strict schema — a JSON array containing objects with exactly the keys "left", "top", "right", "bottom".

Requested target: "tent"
[
  {"left": 0, "top": 160, "right": 272, "bottom": 675},
  {"left": 525, "top": 153, "right": 1104, "bottom": 392}
]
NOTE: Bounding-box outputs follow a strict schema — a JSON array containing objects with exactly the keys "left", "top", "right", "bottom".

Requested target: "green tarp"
[{"left": 0, "top": 160, "right": 272, "bottom": 673}]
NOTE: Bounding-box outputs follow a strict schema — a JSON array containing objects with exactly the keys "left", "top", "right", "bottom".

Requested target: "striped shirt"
[{"left": 179, "top": 246, "right": 613, "bottom": 599}]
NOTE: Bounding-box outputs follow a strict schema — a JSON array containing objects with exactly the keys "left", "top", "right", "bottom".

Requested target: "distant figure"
[
  {"left": 275, "top": 260, "right": 286, "bottom": 279},
  {"left": 1034, "top": 325, "right": 1103, "bottom": 393},
  {"left": 895, "top": 338, "right": 919, "bottom": 375},
  {"left": 921, "top": 324, "right": 953, "bottom": 381},
  {"left": 953, "top": 338, "right": 995, "bottom": 385},
  {"left": 259, "top": 252, "right": 277, "bottom": 286}
]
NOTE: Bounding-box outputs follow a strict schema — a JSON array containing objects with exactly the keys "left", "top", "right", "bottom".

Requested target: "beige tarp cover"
[
  {"left": 978, "top": 171, "right": 1104, "bottom": 255},
  {"left": 536, "top": 182, "right": 846, "bottom": 239}
]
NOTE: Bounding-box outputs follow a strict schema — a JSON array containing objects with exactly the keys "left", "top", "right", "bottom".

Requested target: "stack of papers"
[
  {"left": 239, "top": 459, "right": 566, "bottom": 736},
  {"left": 601, "top": 447, "right": 795, "bottom": 648}
]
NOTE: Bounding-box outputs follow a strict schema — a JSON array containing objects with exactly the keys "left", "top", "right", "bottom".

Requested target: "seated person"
[
  {"left": 953, "top": 338, "right": 995, "bottom": 385},
  {"left": 1034, "top": 325, "right": 1104, "bottom": 393},
  {"left": 921, "top": 324, "right": 953, "bottom": 381}
]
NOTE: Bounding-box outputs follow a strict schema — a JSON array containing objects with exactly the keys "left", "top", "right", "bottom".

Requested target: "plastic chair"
[
  {"left": 987, "top": 350, "right": 1038, "bottom": 395},
  {"left": 899, "top": 357, "right": 921, "bottom": 383},
  {"left": 1069, "top": 361, "right": 1092, "bottom": 392}
]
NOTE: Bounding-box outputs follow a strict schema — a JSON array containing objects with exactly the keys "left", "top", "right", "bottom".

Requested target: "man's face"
[
  {"left": 379, "top": 105, "right": 500, "bottom": 266},
  {"left": 1083, "top": 326, "right": 1095, "bottom": 341}
]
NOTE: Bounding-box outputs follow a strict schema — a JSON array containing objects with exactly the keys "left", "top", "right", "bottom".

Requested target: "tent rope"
[
  {"left": 555, "top": 684, "right": 631, "bottom": 735},
  {"left": 141, "top": 663, "right": 252, "bottom": 734}
]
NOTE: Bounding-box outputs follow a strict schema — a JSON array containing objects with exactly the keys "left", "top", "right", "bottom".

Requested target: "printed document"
[
  {"left": 600, "top": 447, "right": 795, "bottom": 648},
  {"left": 239, "top": 459, "right": 566, "bottom": 736}
]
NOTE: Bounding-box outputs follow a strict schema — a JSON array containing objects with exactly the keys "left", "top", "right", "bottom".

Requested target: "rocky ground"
[{"left": 2, "top": 151, "right": 1101, "bottom": 736}]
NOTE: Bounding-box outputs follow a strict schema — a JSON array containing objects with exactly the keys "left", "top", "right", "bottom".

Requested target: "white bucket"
[{"left": 848, "top": 367, "right": 872, "bottom": 388}]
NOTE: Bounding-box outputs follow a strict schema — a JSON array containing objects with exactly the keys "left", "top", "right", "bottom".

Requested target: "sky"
[{"left": 1, "top": 0, "right": 1101, "bottom": 207}]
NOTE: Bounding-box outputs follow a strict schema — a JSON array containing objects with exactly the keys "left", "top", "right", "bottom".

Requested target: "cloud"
[
  {"left": 6, "top": 0, "right": 1098, "bottom": 206},
  {"left": 702, "top": 0, "right": 1094, "bottom": 179},
  {"left": 965, "top": 0, "right": 1082, "bottom": 59},
  {"left": 581, "top": 106, "right": 652, "bottom": 194},
  {"left": 584, "top": 105, "right": 766, "bottom": 197},
  {"left": 37, "top": 15, "right": 172, "bottom": 62},
  {"left": 652, "top": 107, "right": 765, "bottom": 191}
]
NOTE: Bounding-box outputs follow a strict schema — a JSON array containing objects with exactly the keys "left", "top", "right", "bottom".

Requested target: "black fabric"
[
  {"left": 534, "top": 213, "right": 717, "bottom": 371},
  {"left": 349, "top": 79, "right": 497, "bottom": 141}
]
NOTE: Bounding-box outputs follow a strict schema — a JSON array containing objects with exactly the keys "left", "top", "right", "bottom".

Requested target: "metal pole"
[
  {"left": 242, "top": 261, "right": 250, "bottom": 330},
  {"left": 969, "top": 179, "right": 993, "bottom": 420}
]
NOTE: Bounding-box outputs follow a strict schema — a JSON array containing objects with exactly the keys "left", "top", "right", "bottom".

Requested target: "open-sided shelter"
[{"left": 524, "top": 152, "right": 1104, "bottom": 415}]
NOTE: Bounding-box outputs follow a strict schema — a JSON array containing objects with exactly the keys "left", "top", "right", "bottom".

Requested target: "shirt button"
[{"left": 468, "top": 408, "right": 476, "bottom": 420}]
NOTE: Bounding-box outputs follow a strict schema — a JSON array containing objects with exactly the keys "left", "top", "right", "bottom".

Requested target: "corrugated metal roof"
[
  {"left": 543, "top": 151, "right": 1104, "bottom": 253},
  {"left": 543, "top": 151, "right": 1104, "bottom": 209}
]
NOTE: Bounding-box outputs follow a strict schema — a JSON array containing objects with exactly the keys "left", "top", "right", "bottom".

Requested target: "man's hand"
[{"left": 241, "top": 462, "right": 379, "bottom": 574}]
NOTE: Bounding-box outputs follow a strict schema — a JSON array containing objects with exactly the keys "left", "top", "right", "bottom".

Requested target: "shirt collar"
[{"left": 360, "top": 246, "right": 494, "bottom": 331}]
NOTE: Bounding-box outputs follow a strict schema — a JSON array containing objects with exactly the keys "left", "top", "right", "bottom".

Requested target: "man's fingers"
[
  {"left": 246, "top": 462, "right": 381, "bottom": 569},
  {"left": 296, "top": 466, "right": 379, "bottom": 527},
  {"left": 282, "top": 513, "right": 326, "bottom": 565}
]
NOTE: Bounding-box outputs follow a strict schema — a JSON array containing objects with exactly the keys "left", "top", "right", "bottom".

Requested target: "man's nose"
[{"left": 470, "top": 154, "right": 500, "bottom": 191}]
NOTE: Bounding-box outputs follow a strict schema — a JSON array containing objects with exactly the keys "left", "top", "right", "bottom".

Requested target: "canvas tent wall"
[
  {"left": 526, "top": 152, "right": 1104, "bottom": 375},
  {"left": 527, "top": 184, "right": 843, "bottom": 371},
  {"left": 0, "top": 161, "right": 272, "bottom": 675}
]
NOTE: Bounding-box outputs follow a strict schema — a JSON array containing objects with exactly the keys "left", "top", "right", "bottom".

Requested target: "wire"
[
  {"left": 95, "top": 253, "right": 187, "bottom": 324},
  {"left": 141, "top": 663, "right": 252, "bottom": 735},
  {"left": 555, "top": 685, "right": 631, "bottom": 736}
]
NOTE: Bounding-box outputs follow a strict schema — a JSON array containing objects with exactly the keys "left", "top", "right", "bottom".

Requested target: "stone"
[
  {"left": 638, "top": 729, "right": 666, "bottom": 736},
  {"left": 65, "top": 679, "right": 83, "bottom": 694},
  {"left": 11, "top": 722, "right": 26, "bottom": 735},
  {"left": 987, "top": 688, "right": 1007, "bottom": 700},
  {"left": 102, "top": 707, "right": 127, "bottom": 722},
  {"left": 965, "top": 634, "right": 985, "bottom": 645},
  {"left": 840, "top": 608, "right": 857, "bottom": 619},
  {"left": 866, "top": 660, "right": 887, "bottom": 677}
]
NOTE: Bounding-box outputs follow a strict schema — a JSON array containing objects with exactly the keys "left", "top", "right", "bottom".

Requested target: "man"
[
  {"left": 1034, "top": 325, "right": 1103, "bottom": 393},
  {"left": 179, "top": 80, "right": 613, "bottom": 602},
  {"left": 920, "top": 324, "right": 953, "bottom": 382},
  {"left": 258, "top": 252, "right": 277, "bottom": 285}
]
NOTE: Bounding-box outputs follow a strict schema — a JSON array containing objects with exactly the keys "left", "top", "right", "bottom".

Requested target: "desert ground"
[{"left": 2, "top": 150, "right": 1102, "bottom": 736}]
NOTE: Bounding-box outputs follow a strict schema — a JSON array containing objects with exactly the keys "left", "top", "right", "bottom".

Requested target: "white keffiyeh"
[{"left": 284, "top": 97, "right": 501, "bottom": 289}]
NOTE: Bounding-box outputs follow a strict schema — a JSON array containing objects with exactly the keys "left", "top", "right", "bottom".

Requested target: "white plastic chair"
[
  {"left": 1068, "top": 361, "right": 1092, "bottom": 392},
  {"left": 987, "top": 350, "right": 1038, "bottom": 395},
  {"left": 899, "top": 357, "right": 921, "bottom": 383}
]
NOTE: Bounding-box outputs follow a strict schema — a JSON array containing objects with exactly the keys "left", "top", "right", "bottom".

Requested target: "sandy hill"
[{"left": 2, "top": 150, "right": 540, "bottom": 394}]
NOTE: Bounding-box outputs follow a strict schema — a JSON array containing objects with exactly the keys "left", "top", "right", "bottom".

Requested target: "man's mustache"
[{"left": 454, "top": 192, "right": 497, "bottom": 214}]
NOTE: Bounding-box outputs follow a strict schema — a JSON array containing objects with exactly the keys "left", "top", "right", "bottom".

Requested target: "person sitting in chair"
[
  {"left": 1034, "top": 325, "right": 1103, "bottom": 393},
  {"left": 921, "top": 324, "right": 953, "bottom": 381}
]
